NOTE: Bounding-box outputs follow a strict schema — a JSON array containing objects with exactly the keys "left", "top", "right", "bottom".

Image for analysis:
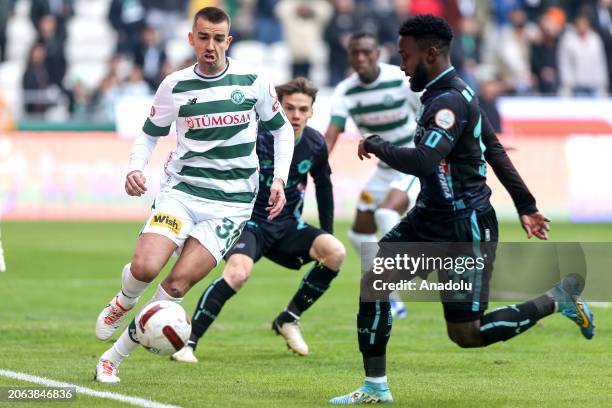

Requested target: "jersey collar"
[
  {"left": 425, "top": 66, "right": 455, "bottom": 90},
  {"left": 193, "top": 58, "right": 230, "bottom": 80}
]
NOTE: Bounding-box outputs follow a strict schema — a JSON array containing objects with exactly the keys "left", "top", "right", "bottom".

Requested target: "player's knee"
[
  {"left": 223, "top": 256, "right": 253, "bottom": 290},
  {"left": 447, "top": 324, "right": 483, "bottom": 348},
  {"left": 160, "top": 277, "right": 189, "bottom": 299},
  {"left": 129, "top": 256, "right": 159, "bottom": 282},
  {"left": 313, "top": 235, "right": 346, "bottom": 270}
]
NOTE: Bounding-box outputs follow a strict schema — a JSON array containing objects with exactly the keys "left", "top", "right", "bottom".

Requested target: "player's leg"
[
  {"left": 348, "top": 210, "right": 377, "bottom": 253},
  {"left": 272, "top": 231, "right": 345, "bottom": 355},
  {"left": 96, "top": 236, "right": 218, "bottom": 382}
]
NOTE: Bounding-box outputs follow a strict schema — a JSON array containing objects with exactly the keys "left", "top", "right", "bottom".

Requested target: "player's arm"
[
  {"left": 126, "top": 77, "right": 175, "bottom": 196},
  {"left": 256, "top": 78, "right": 294, "bottom": 220},
  {"left": 481, "top": 113, "right": 550, "bottom": 239},
  {"left": 325, "top": 85, "right": 349, "bottom": 152},
  {"left": 361, "top": 95, "right": 466, "bottom": 177},
  {"left": 310, "top": 143, "right": 334, "bottom": 234}
]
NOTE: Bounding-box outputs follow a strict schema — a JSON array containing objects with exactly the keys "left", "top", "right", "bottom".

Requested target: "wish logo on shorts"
[{"left": 150, "top": 213, "right": 182, "bottom": 235}]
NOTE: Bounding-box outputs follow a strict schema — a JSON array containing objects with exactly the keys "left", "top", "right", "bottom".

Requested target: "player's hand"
[
  {"left": 357, "top": 139, "right": 372, "bottom": 160},
  {"left": 520, "top": 212, "right": 551, "bottom": 240},
  {"left": 266, "top": 178, "right": 286, "bottom": 220},
  {"left": 125, "top": 170, "right": 147, "bottom": 196}
]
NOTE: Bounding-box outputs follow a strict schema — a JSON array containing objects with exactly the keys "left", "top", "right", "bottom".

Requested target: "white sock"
[
  {"left": 365, "top": 376, "right": 388, "bottom": 384},
  {"left": 347, "top": 229, "right": 377, "bottom": 255},
  {"left": 151, "top": 284, "right": 183, "bottom": 304},
  {"left": 374, "top": 208, "right": 400, "bottom": 236},
  {"left": 101, "top": 331, "right": 132, "bottom": 366},
  {"left": 117, "top": 263, "right": 150, "bottom": 308}
]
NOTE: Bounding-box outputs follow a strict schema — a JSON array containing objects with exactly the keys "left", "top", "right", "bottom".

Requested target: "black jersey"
[
  {"left": 364, "top": 67, "right": 537, "bottom": 222},
  {"left": 252, "top": 124, "right": 334, "bottom": 232}
]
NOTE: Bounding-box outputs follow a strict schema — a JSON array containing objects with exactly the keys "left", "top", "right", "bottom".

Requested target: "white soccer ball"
[{"left": 135, "top": 301, "right": 191, "bottom": 355}]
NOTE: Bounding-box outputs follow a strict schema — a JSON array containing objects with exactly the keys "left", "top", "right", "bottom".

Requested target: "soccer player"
[
  {"left": 325, "top": 32, "right": 422, "bottom": 318},
  {"left": 93, "top": 7, "right": 294, "bottom": 383},
  {"left": 330, "top": 15, "right": 595, "bottom": 404},
  {"left": 171, "top": 77, "right": 345, "bottom": 362}
]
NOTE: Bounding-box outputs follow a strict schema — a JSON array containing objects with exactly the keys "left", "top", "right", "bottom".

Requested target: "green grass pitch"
[{"left": 0, "top": 221, "right": 610, "bottom": 407}]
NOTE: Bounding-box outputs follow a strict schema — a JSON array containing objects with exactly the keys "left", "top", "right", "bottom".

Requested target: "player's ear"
[
  {"left": 226, "top": 35, "right": 233, "bottom": 47},
  {"left": 188, "top": 31, "right": 194, "bottom": 47}
]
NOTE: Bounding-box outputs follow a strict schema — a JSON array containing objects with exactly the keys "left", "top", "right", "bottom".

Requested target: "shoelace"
[
  {"left": 104, "top": 304, "right": 126, "bottom": 326},
  {"left": 101, "top": 361, "right": 115, "bottom": 376}
]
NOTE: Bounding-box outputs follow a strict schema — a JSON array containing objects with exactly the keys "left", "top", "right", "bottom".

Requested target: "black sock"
[
  {"left": 479, "top": 295, "right": 554, "bottom": 346},
  {"left": 357, "top": 299, "right": 392, "bottom": 377},
  {"left": 277, "top": 263, "right": 338, "bottom": 324},
  {"left": 189, "top": 278, "right": 236, "bottom": 350}
]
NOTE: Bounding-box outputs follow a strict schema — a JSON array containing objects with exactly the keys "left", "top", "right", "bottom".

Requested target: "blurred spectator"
[
  {"left": 144, "top": 0, "right": 188, "bottom": 44},
  {"left": 37, "top": 15, "right": 67, "bottom": 90},
  {"left": 0, "top": 0, "right": 16, "bottom": 63},
  {"left": 592, "top": 0, "right": 612, "bottom": 93},
  {"left": 381, "top": 0, "right": 411, "bottom": 66},
  {"left": 275, "top": 0, "right": 333, "bottom": 79},
  {"left": 558, "top": 12, "right": 609, "bottom": 95},
  {"left": 325, "top": 0, "right": 359, "bottom": 86},
  {"left": 109, "top": 0, "right": 146, "bottom": 58},
  {"left": 478, "top": 76, "right": 505, "bottom": 132},
  {"left": 491, "top": 0, "right": 522, "bottom": 26},
  {"left": 120, "top": 65, "right": 150, "bottom": 96},
  {"left": 134, "top": 26, "right": 167, "bottom": 90},
  {"left": 22, "top": 43, "right": 54, "bottom": 114},
  {"left": 493, "top": 8, "right": 534, "bottom": 94},
  {"left": 255, "top": 0, "right": 282, "bottom": 43},
  {"left": 452, "top": 16, "right": 482, "bottom": 90},
  {"left": 91, "top": 74, "right": 121, "bottom": 121},
  {"left": 69, "top": 80, "right": 92, "bottom": 119},
  {"left": 530, "top": 7, "right": 564, "bottom": 94},
  {"left": 410, "top": 0, "right": 444, "bottom": 16},
  {"left": 30, "top": 0, "right": 73, "bottom": 43}
]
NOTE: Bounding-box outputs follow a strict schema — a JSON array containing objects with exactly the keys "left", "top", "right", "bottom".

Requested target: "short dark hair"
[
  {"left": 193, "top": 7, "right": 231, "bottom": 29},
  {"left": 348, "top": 31, "right": 379, "bottom": 45},
  {"left": 275, "top": 77, "right": 318, "bottom": 104},
  {"left": 399, "top": 14, "right": 453, "bottom": 52}
]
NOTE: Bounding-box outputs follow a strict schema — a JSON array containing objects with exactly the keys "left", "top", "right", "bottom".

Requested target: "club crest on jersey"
[
  {"left": 297, "top": 159, "right": 312, "bottom": 174},
  {"left": 230, "top": 90, "right": 245, "bottom": 105},
  {"left": 383, "top": 94, "right": 394, "bottom": 107}
]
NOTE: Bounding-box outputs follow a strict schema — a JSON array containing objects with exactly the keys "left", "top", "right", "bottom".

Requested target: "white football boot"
[
  {"left": 171, "top": 345, "right": 198, "bottom": 363},
  {"left": 93, "top": 359, "right": 120, "bottom": 383},
  {"left": 95, "top": 294, "right": 132, "bottom": 341},
  {"left": 272, "top": 319, "right": 309, "bottom": 356}
]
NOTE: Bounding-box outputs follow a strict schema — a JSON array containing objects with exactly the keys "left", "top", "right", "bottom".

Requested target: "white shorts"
[
  {"left": 356, "top": 166, "right": 421, "bottom": 213},
  {"left": 141, "top": 188, "right": 253, "bottom": 264}
]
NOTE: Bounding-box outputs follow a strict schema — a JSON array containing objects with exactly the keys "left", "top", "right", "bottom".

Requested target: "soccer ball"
[{"left": 136, "top": 301, "right": 191, "bottom": 355}]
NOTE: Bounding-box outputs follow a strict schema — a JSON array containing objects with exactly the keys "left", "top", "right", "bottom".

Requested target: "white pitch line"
[{"left": 0, "top": 369, "right": 181, "bottom": 408}]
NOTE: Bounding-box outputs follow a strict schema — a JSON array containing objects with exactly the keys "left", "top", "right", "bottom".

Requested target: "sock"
[
  {"left": 479, "top": 295, "right": 554, "bottom": 346},
  {"left": 365, "top": 376, "right": 388, "bottom": 385},
  {"left": 278, "top": 263, "right": 338, "bottom": 323},
  {"left": 347, "top": 229, "right": 377, "bottom": 255},
  {"left": 358, "top": 299, "right": 392, "bottom": 377},
  {"left": 102, "top": 328, "right": 134, "bottom": 366},
  {"left": 117, "top": 263, "right": 150, "bottom": 309},
  {"left": 189, "top": 278, "right": 236, "bottom": 350},
  {"left": 374, "top": 208, "right": 400, "bottom": 236}
]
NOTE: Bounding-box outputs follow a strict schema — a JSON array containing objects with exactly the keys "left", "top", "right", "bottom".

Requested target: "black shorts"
[
  {"left": 380, "top": 207, "right": 499, "bottom": 323},
  {"left": 224, "top": 217, "right": 327, "bottom": 270}
]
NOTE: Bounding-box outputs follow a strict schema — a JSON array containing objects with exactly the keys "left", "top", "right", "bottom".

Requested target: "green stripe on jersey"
[
  {"left": 357, "top": 116, "right": 408, "bottom": 133},
  {"left": 261, "top": 112, "right": 286, "bottom": 131},
  {"left": 349, "top": 98, "right": 406, "bottom": 115},
  {"left": 142, "top": 118, "right": 171, "bottom": 137},
  {"left": 178, "top": 166, "right": 256, "bottom": 180},
  {"left": 329, "top": 115, "right": 346, "bottom": 129},
  {"left": 180, "top": 141, "right": 255, "bottom": 160},
  {"left": 179, "top": 99, "right": 256, "bottom": 117},
  {"left": 172, "top": 74, "right": 257, "bottom": 93},
  {"left": 173, "top": 182, "right": 254, "bottom": 203},
  {"left": 185, "top": 123, "right": 249, "bottom": 141},
  {"left": 345, "top": 80, "right": 403, "bottom": 96}
]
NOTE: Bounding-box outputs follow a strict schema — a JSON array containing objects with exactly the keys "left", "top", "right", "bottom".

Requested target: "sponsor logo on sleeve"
[{"left": 150, "top": 106, "right": 156, "bottom": 117}]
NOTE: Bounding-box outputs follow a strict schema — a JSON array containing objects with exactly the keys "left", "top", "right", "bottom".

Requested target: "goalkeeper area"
[{"left": 0, "top": 220, "right": 610, "bottom": 408}]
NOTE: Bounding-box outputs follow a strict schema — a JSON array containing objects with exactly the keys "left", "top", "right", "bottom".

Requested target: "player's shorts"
[
  {"left": 141, "top": 187, "right": 252, "bottom": 264},
  {"left": 357, "top": 166, "right": 420, "bottom": 212},
  {"left": 379, "top": 206, "right": 499, "bottom": 322},
  {"left": 224, "top": 217, "right": 327, "bottom": 270}
]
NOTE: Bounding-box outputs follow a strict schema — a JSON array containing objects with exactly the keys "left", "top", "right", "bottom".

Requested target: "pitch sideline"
[{"left": 0, "top": 368, "right": 181, "bottom": 408}]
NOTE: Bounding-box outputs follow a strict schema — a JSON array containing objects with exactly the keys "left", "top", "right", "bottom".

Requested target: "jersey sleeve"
[
  {"left": 329, "top": 84, "right": 349, "bottom": 130},
  {"left": 419, "top": 93, "right": 468, "bottom": 158},
  {"left": 254, "top": 76, "right": 294, "bottom": 185},
  {"left": 141, "top": 77, "right": 175, "bottom": 137},
  {"left": 309, "top": 140, "right": 334, "bottom": 233}
]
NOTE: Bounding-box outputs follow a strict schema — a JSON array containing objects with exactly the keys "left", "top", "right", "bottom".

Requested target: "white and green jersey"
[
  {"left": 136, "top": 57, "right": 292, "bottom": 207},
  {"left": 330, "top": 63, "right": 421, "bottom": 150}
]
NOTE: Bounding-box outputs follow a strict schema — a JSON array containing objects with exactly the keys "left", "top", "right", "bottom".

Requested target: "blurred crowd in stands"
[{"left": 0, "top": 0, "right": 611, "bottom": 124}]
